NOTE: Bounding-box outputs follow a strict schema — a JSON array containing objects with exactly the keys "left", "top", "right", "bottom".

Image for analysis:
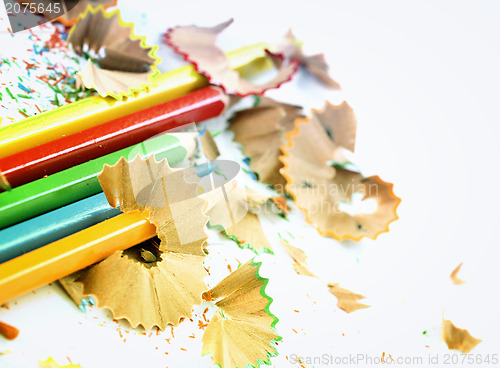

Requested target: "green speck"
[
  {"left": 6, "top": 87, "right": 17, "bottom": 102},
  {"left": 423, "top": 330, "right": 427, "bottom": 335}
]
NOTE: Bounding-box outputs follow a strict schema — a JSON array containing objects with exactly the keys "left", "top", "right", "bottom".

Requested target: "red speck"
[
  {"left": 52, "top": 76, "right": 65, "bottom": 86},
  {"left": 46, "top": 29, "right": 65, "bottom": 49},
  {"left": 292, "top": 329, "right": 298, "bottom": 334},
  {"left": 23, "top": 60, "right": 37, "bottom": 71},
  {"left": 170, "top": 326, "right": 175, "bottom": 338},
  {"left": 180, "top": 348, "right": 187, "bottom": 351},
  {"left": 188, "top": 334, "right": 195, "bottom": 339},
  {"left": 227, "top": 264, "right": 232, "bottom": 272},
  {"left": 165, "top": 352, "right": 169, "bottom": 355},
  {"left": 294, "top": 310, "right": 300, "bottom": 313}
]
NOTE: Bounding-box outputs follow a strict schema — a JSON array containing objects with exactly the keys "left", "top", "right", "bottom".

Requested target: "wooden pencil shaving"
[
  {"left": 206, "top": 187, "right": 287, "bottom": 252},
  {"left": 202, "top": 260, "right": 280, "bottom": 368},
  {"left": 67, "top": 6, "right": 160, "bottom": 99},
  {"left": 441, "top": 319, "right": 481, "bottom": 353},
  {"left": 450, "top": 262, "right": 466, "bottom": 285},
  {"left": 199, "top": 129, "right": 220, "bottom": 160},
  {"left": 66, "top": 238, "right": 208, "bottom": 330},
  {"left": 76, "top": 60, "right": 155, "bottom": 99},
  {"left": 280, "top": 109, "right": 400, "bottom": 241},
  {"left": 164, "top": 19, "right": 298, "bottom": 97},
  {"left": 229, "top": 97, "right": 304, "bottom": 187},
  {"left": 98, "top": 154, "right": 209, "bottom": 254},
  {"left": 276, "top": 30, "right": 341, "bottom": 89},
  {"left": 313, "top": 102, "right": 357, "bottom": 152},
  {"left": 327, "top": 283, "right": 370, "bottom": 313},
  {"left": 280, "top": 240, "right": 316, "bottom": 278}
]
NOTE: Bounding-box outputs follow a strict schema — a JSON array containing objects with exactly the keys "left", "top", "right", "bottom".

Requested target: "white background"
[{"left": 1, "top": 1, "right": 500, "bottom": 367}]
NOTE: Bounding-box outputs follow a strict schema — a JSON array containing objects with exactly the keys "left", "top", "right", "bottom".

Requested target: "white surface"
[{"left": 1, "top": 1, "right": 500, "bottom": 367}]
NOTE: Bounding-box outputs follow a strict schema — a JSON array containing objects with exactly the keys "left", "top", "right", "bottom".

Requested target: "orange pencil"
[{"left": 0, "top": 213, "right": 156, "bottom": 305}]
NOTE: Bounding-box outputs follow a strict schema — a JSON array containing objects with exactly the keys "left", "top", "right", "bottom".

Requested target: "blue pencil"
[{"left": 0, "top": 193, "right": 120, "bottom": 264}]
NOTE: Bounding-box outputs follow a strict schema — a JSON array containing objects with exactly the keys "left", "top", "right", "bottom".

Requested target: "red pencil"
[{"left": 0, "top": 86, "right": 227, "bottom": 190}]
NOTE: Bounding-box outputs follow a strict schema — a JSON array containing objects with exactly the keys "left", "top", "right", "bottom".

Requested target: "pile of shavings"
[
  {"left": 0, "top": 10, "right": 484, "bottom": 368},
  {"left": 0, "top": 20, "right": 93, "bottom": 126}
]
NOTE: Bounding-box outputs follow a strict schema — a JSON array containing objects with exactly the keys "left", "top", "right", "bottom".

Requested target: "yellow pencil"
[
  {"left": 0, "top": 43, "right": 272, "bottom": 159},
  {"left": 0, "top": 213, "right": 156, "bottom": 305}
]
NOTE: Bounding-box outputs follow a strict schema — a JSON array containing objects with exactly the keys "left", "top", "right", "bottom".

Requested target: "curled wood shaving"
[
  {"left": 280, "top": 110, "right": 400, "bottom": 241},
  {"left": 276, "top": 30, "right": 340, "bottom": 89},
  {"left": 74, "top": 238, "right": 208, "bottom": 330},
  {"left": 165, "top": 19, "right": 298, "bottom": 97},
  {"left": 229, "top": 97, "right": 304, "bottom": 187},
  {"left": 67, "top": 6, "right": 160, "bottom": 99},
  {"left": 202, "top": 260, "right": 280, "bottom": 368}
]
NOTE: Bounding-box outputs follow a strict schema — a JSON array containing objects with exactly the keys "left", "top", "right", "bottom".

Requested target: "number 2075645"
[
  {"left": 5, "top": 2, "right": 61, "bottom": 15},
  {"left": 443, "top": 354, "right": 499, "bottom": 365}
]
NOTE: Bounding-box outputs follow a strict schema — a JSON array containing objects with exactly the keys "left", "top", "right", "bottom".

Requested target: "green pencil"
[{"left": 0, "top": 132, "right": 197, "bottom": 229}]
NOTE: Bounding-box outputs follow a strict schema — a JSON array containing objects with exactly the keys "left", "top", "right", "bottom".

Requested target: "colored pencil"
[
  {"left": 0, "top": 193, "right": 120, "bottom": 264},
  {"left": 0, "top": 43, "right": 272, "bottom": 159},
  {"left": 0, "top": 132, "right": 197, "bottom": 229},
  {"left": 0, "top": 86, "right": 225, "bottom": 190},
  {"left": 0, "top": 213, "right": 157, "bottom": 306}
]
